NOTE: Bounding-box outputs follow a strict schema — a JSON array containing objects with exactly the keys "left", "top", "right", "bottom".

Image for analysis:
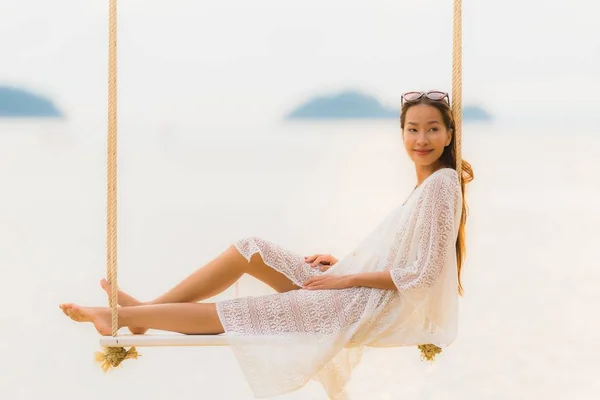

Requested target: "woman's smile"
[{"left": 414, "top": 149, "right": 434, "bottom": 156}]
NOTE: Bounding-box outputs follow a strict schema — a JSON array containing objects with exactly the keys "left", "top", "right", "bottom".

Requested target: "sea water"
[{"left": 0, "top": 118, "right": 598, "bottom": 399}]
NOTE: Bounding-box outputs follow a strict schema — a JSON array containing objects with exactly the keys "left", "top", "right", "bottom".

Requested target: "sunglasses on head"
[{"left": 401, "top": 90, "right": 449, "bottom": 106}]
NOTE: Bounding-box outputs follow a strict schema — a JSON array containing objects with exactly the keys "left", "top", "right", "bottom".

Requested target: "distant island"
[
  {"left": 0, "top": 86, "right": 63, "bottom": 118},
  {"left": 286, "top": 90, "right": 492, "bottom": 121}
]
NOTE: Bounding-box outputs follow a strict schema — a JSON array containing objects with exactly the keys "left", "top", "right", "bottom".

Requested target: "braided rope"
[
  {"left": 418, "top": 0, "right": 462, "bottom": 364},
  {"left": 452, "top": 0, "right": 462, "bottom": 180},
  {"left": 107, "top": 0, "right": 119, "bottom": 337}
]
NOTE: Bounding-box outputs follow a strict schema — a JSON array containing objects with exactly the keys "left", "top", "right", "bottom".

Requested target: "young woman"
[{"left": 60, "top": 90, "right": 474, "bottom": 399}]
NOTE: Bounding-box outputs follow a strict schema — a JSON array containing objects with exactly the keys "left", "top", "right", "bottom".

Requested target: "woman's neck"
[{"left": 415, "top": 163, "right": 445, "bottom": 187}]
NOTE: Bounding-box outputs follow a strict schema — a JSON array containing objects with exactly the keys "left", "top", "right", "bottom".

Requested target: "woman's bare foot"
[
  {"left": 59, "top": 303, "right": 112, "bottom": 336},
  {"left": 100, "top": 279, "right": 147, "bottom": 335}
]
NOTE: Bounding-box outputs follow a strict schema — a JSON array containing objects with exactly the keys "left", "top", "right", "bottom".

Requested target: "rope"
[
  {"left": 418, "top": 0, "right": 462, "bottom": 364},
  {"left": 98, "top": 0, "right": 139, "bottom": 370},
  {"left": 452, "top": 0, "right": 462, "bottom": 180},
  {"left": 107, "top": 0, "right": 119, "bottom": 338}
]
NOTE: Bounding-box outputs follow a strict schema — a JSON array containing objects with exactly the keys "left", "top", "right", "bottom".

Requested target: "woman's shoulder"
[
  {"left": 418, "top": 168, "right": 461, "bottom": 208},
  {"left": 418, "top": 168, "right": 461, "bottom": 199},
  {"left": 427, "top": 167, "right": 459, "bottom": 186}
]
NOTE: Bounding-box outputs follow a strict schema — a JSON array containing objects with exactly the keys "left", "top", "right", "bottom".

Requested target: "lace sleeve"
[{"left": 390, "top": 170, "right": 460, "bottom": 291}]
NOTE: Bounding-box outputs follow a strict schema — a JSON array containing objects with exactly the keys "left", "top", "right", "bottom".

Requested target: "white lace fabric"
[{"left": 215, "top": 168, "right": 462, "bottom": 399}]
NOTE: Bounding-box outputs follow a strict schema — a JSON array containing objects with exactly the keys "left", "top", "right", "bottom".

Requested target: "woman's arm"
[
  {"left": 388, "top": 172, "right": 461, "bottom": 291},
  {"left": 304, "top": 171, "right": 461, "bottom": 292},
  {"left": 303, "top": 271, "right": 396, "bottom": 290},
  {"left": 347, "top": 271, "right": 397, "bottom": 290}
]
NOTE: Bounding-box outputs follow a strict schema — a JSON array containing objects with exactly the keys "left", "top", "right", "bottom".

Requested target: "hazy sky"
[{"left": 1, "top": 0, "right": 598, "bottom": 125}]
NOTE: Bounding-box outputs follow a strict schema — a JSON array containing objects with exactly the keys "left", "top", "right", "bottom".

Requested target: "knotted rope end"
[
  {"left": 95, "top": 346, "right": 140, "bottom": 372},
  {"left": 418, "top": 344, "right": 442, "bottom": 362}
]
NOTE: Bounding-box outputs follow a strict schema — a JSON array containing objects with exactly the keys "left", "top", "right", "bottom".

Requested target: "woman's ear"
[{"left": 445, "top": 128, "right": 453, "bottom": 147}]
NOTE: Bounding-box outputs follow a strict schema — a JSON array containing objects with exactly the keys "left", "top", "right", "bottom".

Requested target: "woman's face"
[{"left": 402, "top": 104, "right": 452, "bottom": 169}]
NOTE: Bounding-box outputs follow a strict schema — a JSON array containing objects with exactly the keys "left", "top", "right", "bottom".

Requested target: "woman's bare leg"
[
  {"left": 101, "top": 244, "right": 301, "bottom": 334},
  {"left": 106, "top": 245, "right": 300, "bottom": 304},
  {"left": 150, "top": 245, "right": 300, "bottom": 303},
  {"left": 59, "top": 302, "right": 224, "bottom": 336}
]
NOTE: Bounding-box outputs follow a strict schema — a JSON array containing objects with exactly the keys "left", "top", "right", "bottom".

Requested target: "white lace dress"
[{"left": 215, "top": 168, "right": 462, "bottom": 399}]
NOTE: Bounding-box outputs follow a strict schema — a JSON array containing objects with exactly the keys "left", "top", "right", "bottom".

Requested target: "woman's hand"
[
  {"left": 302, "top": 275, "right": 353, "bottom": 290},
  {"left": 304, "top": 253, "right": 338, "bottom": 271}
]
